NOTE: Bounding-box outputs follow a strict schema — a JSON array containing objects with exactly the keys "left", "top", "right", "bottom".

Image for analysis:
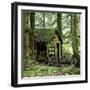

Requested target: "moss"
[{"left": 23, "top": 64, "right": 80, "bottom": 77}]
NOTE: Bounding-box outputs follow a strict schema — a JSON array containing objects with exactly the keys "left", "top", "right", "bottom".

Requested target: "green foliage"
[
  {"left": 35, "top": 12, "right": 57, "bottom": 29},
  {"left": 62, "top": 65, "right": 80, "bottom": 75},
  {"left": 23, "top": 64, "right": 80, "bottom": 77},
  {"left": 63, "top": 44, "right": 73, "bottom": 55}
]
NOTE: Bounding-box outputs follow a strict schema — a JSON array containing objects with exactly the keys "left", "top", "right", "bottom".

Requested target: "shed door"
[
  {"left": 57, "top": 43, "right": 59, "bottom": 60},
  {"left": 37, "top": 42, "right": 47, "bottom": 60}
]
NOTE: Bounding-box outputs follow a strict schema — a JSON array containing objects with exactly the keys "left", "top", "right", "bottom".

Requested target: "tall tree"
[
  {"left": 22, "top": 11, "right": 30, "bottom": 69},
  {"left": 57, "top": 13, "right": 62, "bottom": 60},
  {"left": 57, "top": 13, "right": 62, "bottom": 37},
  {"left": 29, "top": 12, "right": 35, "bottom": 59},
  {"left": 42, "top": 13, "right": 45, "bottom": 28},
  {"left": 71, "top": 14, "right": 80, "bottom": 66}
]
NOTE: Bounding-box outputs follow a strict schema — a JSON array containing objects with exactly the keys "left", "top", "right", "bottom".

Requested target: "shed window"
[{"left": 48, "top": 44, "right": 55, "bottom": 56}]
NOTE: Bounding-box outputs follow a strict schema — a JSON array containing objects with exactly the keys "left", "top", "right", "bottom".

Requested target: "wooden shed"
[{"left": 34, "top": 29, "right": 63, "bottom": 62}]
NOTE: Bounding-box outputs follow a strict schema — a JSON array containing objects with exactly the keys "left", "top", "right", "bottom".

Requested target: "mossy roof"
[{"left": 30, "top": 29, "right": 62, "bottom": 43}]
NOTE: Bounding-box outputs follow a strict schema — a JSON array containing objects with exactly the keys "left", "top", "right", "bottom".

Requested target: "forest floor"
[{"left": 23, "top": 64, "right": 80, "bottom": 77}]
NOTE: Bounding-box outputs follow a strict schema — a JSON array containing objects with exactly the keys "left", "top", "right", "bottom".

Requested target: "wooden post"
[
  {"left": 57, "top": 43, "right": 59, "bottom": 62},
  {"left": 61, "top": 43, "right": 62, "bottom": 58}
]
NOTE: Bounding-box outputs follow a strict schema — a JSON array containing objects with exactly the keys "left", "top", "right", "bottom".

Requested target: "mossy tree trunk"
[
  {"left": 22, "top": 11, "right": 30, "bottom": 69},
  {"left": 24, "top": 32, "right": 30, "bottom": 69},
  {"left": 29, "top": 12, "right": 35, "bottom": 59},
  {"left": 71, "top": 14, "right": 80, "bottom": 67}
]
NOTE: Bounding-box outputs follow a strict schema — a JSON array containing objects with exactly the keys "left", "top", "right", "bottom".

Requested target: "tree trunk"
[
  {"left": 42, "top": 13, "right": 45, "bottom": 28},
  {"left": 71, "top": 14, "right": 80, "bottom": 67},
  {"left": 30, "top": 12, "right": 35, "bottom": 59},
  {"left": 57, "top": 13, "right": 62, "bottom": 60},
  {"left": 24, "top": 32, "right": 30, "bottom": 69},
  {"left": 22, "top": 11, "right": 30, "bottom": 69}
]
